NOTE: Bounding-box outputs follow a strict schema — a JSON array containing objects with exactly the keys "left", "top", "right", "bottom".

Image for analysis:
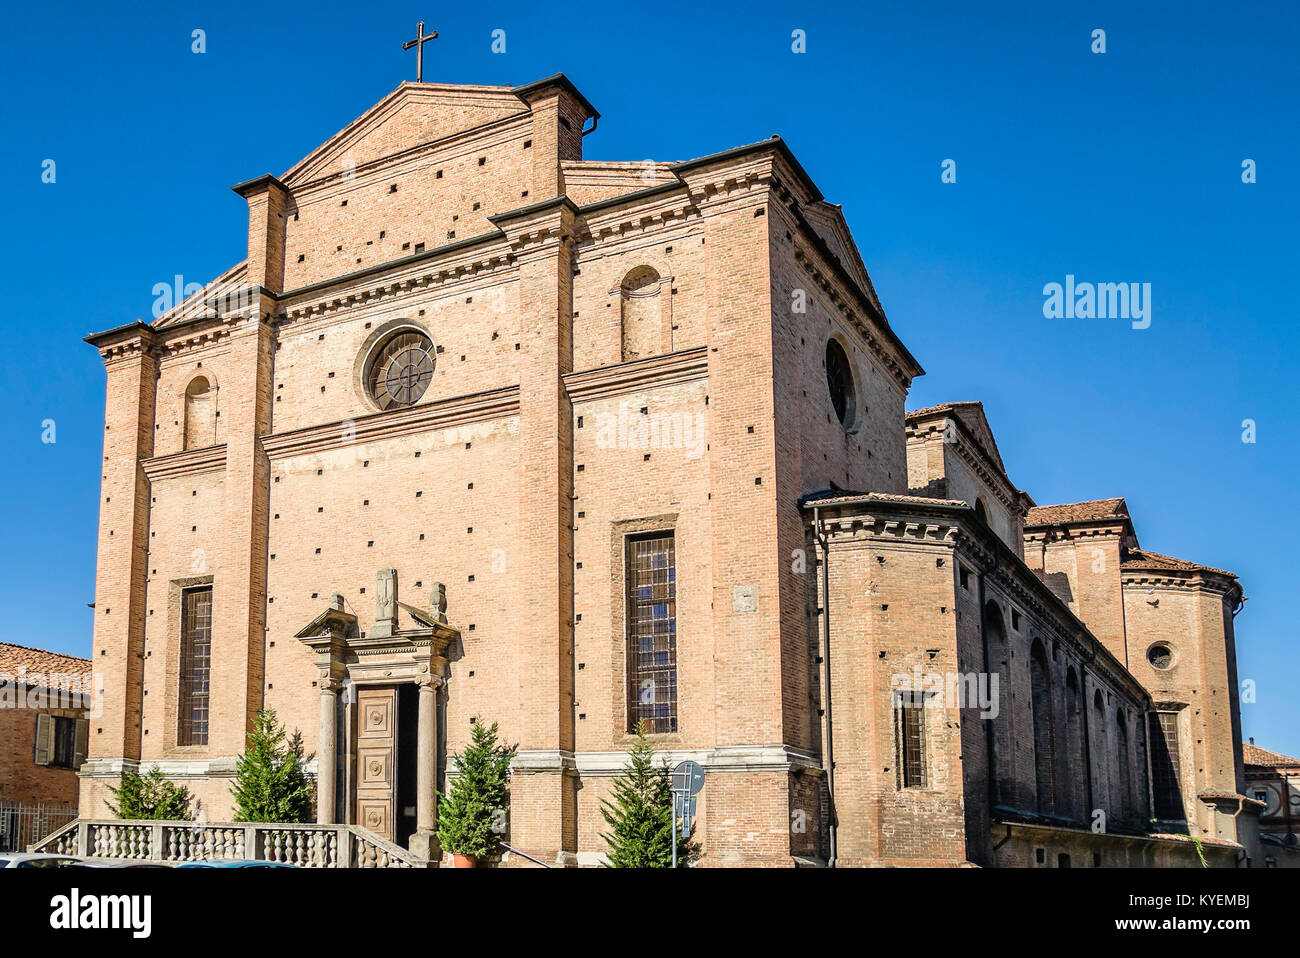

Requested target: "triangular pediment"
[
  {"left": 951, "top": 405, "right": 1008, "bottom": 478},
  {"left": 294, "top": 600, "right": 357, "bottom": 640},
  {"left": 153, "top": 260, "right": 248, "bottom": 329},
  {"left": 803, "top": 202, "right": 884, "bottom": 314},
  {"left": 282, "top": 82, "right": 531, "bottom": 188}
]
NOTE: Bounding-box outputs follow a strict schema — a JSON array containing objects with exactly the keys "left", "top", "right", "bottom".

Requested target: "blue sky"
[{"left": 2, "top": 1, "right": 1296, "bottom": 753}]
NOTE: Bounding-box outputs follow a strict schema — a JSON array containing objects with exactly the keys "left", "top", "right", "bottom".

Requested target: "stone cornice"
[
  {"left": 1024, "top": 520, "right": 1130, "bottom": 544},
  {"left": 1121, "top": 568, "right": 1242, "bottom": 602},
  {"left": 260, "top": 384, "right": 520, "bottom": 461},
  {"left": 273, "top": 232, "right": 516, "bottom": 325},
  {"left": 141, "top": 444, "right": 227, "bottom": 482},
  {"left": 673, "top": 148, "right": 780, "bottom": 211},
  {"left": 488, "top": 195, "right": 579, "bottom": 253},
  {"left": 502, "top": 744, "right": 822, "bottom": 777},
  {"left": 576, "top": 186, "right": 699, "bottom": 244},
  {"left": 807, "top": 494, "right": 1149, "bottom": 701},
  {"left": 791, "top": 242, "right": 919, "bottom": 392},
  {"left": 84, "top": 321, "right": 156, "bottom": 361},
  {"left": 563, "top": 347, "right": 708, "bottom": 402}
]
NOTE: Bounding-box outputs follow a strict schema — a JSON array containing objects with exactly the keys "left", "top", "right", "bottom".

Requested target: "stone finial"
[
  {"left": 329, "top": 594, "right": 345, "bottom": 612},
  {"left": 373, "top": 568, "right": 398, "bottom": 638},
  {"left": 431, "top": 582, "right": 447, "bottom": 624}
]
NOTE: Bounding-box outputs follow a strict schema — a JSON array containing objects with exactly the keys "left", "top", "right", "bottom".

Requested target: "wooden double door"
[{"left": 354, "top": 686, "right": 419, "bottom": 845}]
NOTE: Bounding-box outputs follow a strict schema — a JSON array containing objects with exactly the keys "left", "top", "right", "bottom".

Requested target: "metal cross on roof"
[{"left": 402, "top": 21, "right": 438, "bottom": 83}]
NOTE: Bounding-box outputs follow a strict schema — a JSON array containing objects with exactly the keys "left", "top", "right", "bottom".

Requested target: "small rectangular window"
[
  {"left": 895, "top": 690, "right": 927, "bottom": 788},
  {"left": 958, "top": 566, "right": 970, "bottom": 590},
  {"left": 179, "top": 587, "right": 213, "bottom": 746},
  {"left": 626, "top": 533, "right": 677, "bottom": 734},
  {"left": 34, "top": 715, "right": 86, "bottom": 769}
]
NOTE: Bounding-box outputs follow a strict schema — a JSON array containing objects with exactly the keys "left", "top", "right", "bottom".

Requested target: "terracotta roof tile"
[
  {"left": 0, "top": 642, "right": 93, "bottom": 680},
  {"left": 1121, "top": 548, "right": 1236, "bottom": 579},
  {"left": 1025, "top": 498, "right": 1127, "bottom": 527},
  {"left": 1243, "top": 742, "right": 1300, "bottom": 768},
  {"left": 905, "top": 401, "right": 983, "bottom": 420}
]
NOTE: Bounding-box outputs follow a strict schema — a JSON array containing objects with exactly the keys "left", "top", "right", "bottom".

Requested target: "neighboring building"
[
  {"left": 0, "top": 642, "right": 92, "bottom": 807},
  {"left": 1244, "top": 740, "right": 1300, "bottom": 866},
  {"left": 81, "top": 74, "right": 1261, "bottom": 866}
]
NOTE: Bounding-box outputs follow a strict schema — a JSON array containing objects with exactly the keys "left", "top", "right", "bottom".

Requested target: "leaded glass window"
[
  {"left": 179, "top": 587, "right": 212, "bottom": 746},
  {"left": 626, "top": 534, "right": 677, "bottom": 733},
  {"left": 366, "top": 330, "right": 435, "bottom": 410}
]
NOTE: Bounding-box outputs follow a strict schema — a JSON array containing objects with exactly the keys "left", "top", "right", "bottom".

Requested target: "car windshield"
[{"left": 17, "top": 858, "right": 77, "bottom": 868}]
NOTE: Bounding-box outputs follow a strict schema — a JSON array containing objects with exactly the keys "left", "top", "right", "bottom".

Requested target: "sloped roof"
[
  {"left": 1121, "top": 548, "right": 1236, "bottom": 579},
  {"left": 0, "top": 642, "right": 92, "bottom": 680},
  {"left": 1025, "top": 498, "right": 1128, "bottom": 527},
  {"left": 1244, "top": 742, "right": 1300, "bottom": 768},
  {"left": 907, "top": 401, "right": 1010, "bottom": 479}
]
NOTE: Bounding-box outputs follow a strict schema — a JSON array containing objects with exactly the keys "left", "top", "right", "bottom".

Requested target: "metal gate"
[{"left": 0, "top": 801, "right": 78, "bottom": 852}]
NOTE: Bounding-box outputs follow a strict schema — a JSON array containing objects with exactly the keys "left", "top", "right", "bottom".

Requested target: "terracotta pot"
[{"left": 452, "top": 853, "right": 478, "bottom": 869}]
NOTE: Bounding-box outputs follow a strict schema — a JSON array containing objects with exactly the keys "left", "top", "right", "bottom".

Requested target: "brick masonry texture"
[{"left": 78, "top": 75, "right": 1258, "bottom": 868}]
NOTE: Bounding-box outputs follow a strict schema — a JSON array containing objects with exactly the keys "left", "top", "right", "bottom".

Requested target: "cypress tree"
[
  {"left": 230, "top": 709, "right": 314, "bottom": 823},
  {"left": 599, "top": 722, "right": 688, "bottom": 867}
]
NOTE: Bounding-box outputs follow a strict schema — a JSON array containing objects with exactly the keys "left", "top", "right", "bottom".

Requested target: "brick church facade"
[{"left": 82, "top": 74, "right": 1260, "bottom": 866}]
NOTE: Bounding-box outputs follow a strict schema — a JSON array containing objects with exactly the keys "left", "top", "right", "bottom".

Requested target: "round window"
[
  {"left": 1147, "top": 643, "right": 1174, "bottom": 670},
  {"left": 366, "top": 329, "right": 435, "bottom": 410},
  {"left": 825, "top": 339, "right": 856, "bottom": 427}
]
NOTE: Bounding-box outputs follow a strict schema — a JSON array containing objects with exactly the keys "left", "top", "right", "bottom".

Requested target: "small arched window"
[
  {"left": 183, "top": 376, "right": 216, "bottom": 450},
  {"left": 1091, "top": 690, "right": 1110, "bottom": 814},
  {"left": 1065, "top": 668, "right": 1085, "bottom": 820},
  {"left": 619, "top": 266, "right": 667, "bottom": 361},
  {"left": 1116, "top": 709, "right": 1132, "bottom": 818},
  {"left": 974, "top": 498, "right": 989, "bottom": 524},
  {"left": 985, "top": 601, "right": 1014, "bottom": 805}
]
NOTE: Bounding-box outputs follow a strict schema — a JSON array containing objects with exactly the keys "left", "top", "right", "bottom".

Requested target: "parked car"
[
  {"left": 72, "top": 860, "right": 171, "bottom": 868},
  {"left": 0, "top": 853, "right": 85, "bottom": 868},
  {"left": 174, "top": 859, "right": 298, "bottom": 868}
]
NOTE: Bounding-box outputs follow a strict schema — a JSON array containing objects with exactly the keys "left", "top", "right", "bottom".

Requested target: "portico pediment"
[{"left": 295, "top": 576, "right": 459, "bottom": 685}]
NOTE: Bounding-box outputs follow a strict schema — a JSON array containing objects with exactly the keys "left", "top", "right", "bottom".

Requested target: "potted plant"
[{"left": 437, "top": 721, "right": 516, "bottom": 868}]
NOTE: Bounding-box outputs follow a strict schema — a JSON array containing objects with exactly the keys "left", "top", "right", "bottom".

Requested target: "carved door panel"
[{"left": 355, "top": 687, "right": 397, "bottom": 841}]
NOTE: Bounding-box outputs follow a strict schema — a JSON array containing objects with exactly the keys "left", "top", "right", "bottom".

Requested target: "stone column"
[
  {"left": 409, "top": 676, "right": 441, "bottom": 861},
  {"left": 317, "top": 678, "right": 341, "bottom": 824}
]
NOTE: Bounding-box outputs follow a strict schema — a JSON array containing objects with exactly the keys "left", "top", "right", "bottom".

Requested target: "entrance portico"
[{"left": 296, "top": 572, "right": 458, "bottom": 862}]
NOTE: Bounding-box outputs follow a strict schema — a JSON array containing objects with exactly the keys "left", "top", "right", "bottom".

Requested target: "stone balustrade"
[{"left": 30, "top": 819, "right": 422, "bottom": 868}]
